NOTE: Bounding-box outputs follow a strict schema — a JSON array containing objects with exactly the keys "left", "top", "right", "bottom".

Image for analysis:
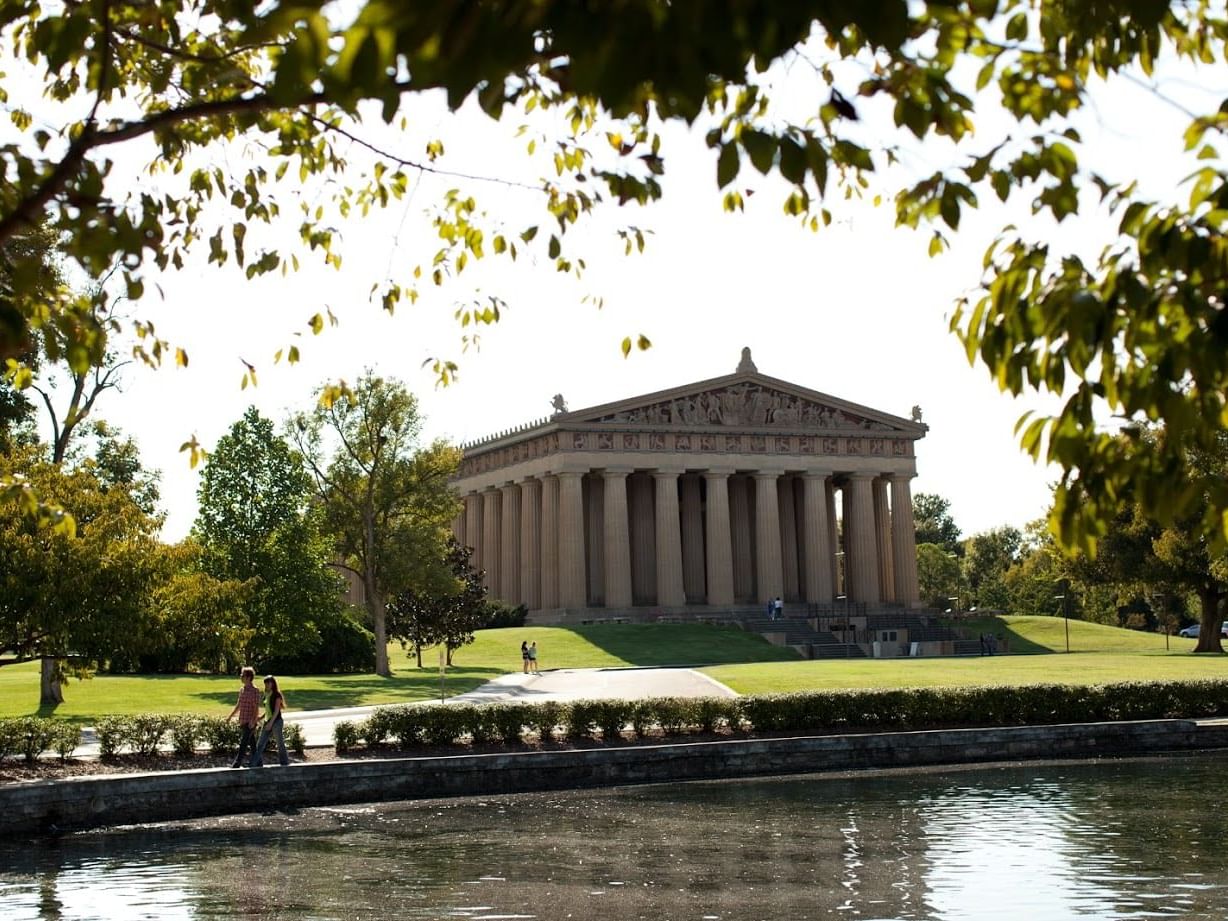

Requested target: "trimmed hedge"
[
  {"left": 0, "top": 714, "right": 305, "bottom": 763},
  {"left": 0, "top": 717, "right": 80, "bottom": 762},
  {"left": 332, "top": 679, "right": 1228, "bottom": 753}
]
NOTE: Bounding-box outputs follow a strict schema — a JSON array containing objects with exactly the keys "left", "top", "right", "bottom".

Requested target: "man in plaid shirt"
[{"left": 226, "top": 666, "right": 261, "bottom": 768}]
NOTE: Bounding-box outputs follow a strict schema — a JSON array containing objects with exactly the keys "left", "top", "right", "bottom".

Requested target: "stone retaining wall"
[{"left": 5, "top": 719, "right": 1227, "bottom": 836}]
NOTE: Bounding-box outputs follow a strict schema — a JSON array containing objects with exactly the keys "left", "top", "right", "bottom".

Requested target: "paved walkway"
[
  {"left": 289, "top": 666, "right": 736, "bottom": 747},
  {"left": 74, "top": 667, "right": 737, "bottom": 755}
]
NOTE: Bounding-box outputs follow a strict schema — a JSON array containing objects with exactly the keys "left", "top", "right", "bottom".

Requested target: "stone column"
[
  {"left": 629, "top": 474, "right": 656, "bottom": 604},
  {"left": 703, "top": 469, "right": 735, "bottom": 605},
  {"left": 452, "top": 509, "right": 465, "bottom": 548},
  {"left": 520, "top": 477, "right": 542, "bottom": 610},
  {"left": 499, "top": 483, "right": 521, "bottom": 604},
  {"left": 540, "top": 475, "right": 559, "bottom": 609},
  {"left": 557, "top": 471, "right": 587, "bottom": 608},
  {"left": 729, "top": 475, "right": 754, "bottom": 602},
  {"left": 801, "top": 473, "right": 834, "bottom": 603},
  {"left": 778, "top": 477, "right": 799, "bottom": 601},
  {"left": 481, "top": 488, "right": 502, "bottom": 595},
  {"left": 890, "top": 474, "right": 921, "bottom": 607},
  {"left": 603, "top": 468, "right": 633, "bottom": 609},
  {"left": 680, "top": 475, "right": 705, "bottom": 603},
  {"left": 654, "top": 469, "right": 686, "bottom": 608},
  {"left": 844, "top": 473, "right": 880, "bottom": 604},
  {"left": 464, "top": 494, "right": 482, "bottom": 569},
  {"left": 873, "top": 476, "right": 896, "bottom": 603},
  {"left": 826, "top": 479, "right": 840, "bottom": 596},
  {"left": 753, "top": 472, "right": 784, "bottom": 604}
]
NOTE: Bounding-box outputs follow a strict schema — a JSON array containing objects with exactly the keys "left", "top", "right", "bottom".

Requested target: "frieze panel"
[{"left": 593, "top": 382, "right": 894, "bottom": 430}]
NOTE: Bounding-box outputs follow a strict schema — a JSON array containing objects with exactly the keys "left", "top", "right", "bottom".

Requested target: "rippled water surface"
[{"left": 3, "top": 754, "right": 1227, "bottom": 920}]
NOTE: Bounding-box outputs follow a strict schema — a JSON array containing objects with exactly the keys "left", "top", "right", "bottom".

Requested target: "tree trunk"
[
  {"left": 1193, "top": 588, "right": 1224, "bottom": 653},
  {"left": 367, "top": 587, "right": 389, "bottom": 677},
  {"left": 39, "top": 657, "right": 63, "bottom": 706}
]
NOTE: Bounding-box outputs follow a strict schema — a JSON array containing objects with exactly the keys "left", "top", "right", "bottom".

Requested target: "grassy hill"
[{"left": 0, "top": 616, "right": 1220, "bottom": 722}]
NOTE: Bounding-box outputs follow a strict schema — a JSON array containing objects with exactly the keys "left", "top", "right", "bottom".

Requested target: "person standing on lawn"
[
  {"left": 226, "top": 666, "right": 261, "bottom": 768},
  {"left": 251, "top": 675, "right": 290, "bottom": 767}
]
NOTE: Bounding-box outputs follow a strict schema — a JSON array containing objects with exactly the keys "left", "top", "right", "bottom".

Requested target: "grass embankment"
[
  {"left": 704, "top": 614, "right": 1223, "bottom": 694},
  {"left": 0, "top": 624, "right": 796, "bottom": 722},
  {"left": 1, "top": 616, "right": 1221, "bottom": 723}
]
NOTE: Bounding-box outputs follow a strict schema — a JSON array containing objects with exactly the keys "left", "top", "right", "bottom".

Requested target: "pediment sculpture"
[{"left": 592, "top": 383, "right": 893, "bottom": 430}]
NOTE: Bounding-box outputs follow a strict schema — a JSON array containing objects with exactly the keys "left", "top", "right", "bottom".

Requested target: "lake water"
[{"left": 2, "top": 753, "right": 1226, "bottom": 920}]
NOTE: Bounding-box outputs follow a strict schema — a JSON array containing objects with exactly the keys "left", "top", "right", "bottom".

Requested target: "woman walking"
[
  {"left": 251, "top": 675, "right": 290, "bottom": 767},
  {"left": 521, "top": 641, "right": 530, "bottom": 674}
]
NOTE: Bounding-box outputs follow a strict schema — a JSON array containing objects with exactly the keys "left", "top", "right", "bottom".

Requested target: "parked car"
[{"left": 1177, "top": 623, "right": 1228, "bottom": 638}]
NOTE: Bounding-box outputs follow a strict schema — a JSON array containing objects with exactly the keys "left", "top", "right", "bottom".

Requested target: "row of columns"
[{"left": 455, "top": 468, "right": 920, "bottom": 611}]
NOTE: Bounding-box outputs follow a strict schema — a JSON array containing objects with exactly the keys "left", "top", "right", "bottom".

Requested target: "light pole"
[{"left": 1054, "top": 591, "right": 1070, "bottom": 653}]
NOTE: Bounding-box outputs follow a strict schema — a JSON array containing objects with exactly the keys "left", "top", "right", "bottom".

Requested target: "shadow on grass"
[
  {"left": 942, "top": 616, "right": 1051, "bottom": 655},
  {"left": 188, "top": 668, "right": 507, "bottom": 711},
  {"left": 557, "top": 623, "right": 800, "bottom": 666}
]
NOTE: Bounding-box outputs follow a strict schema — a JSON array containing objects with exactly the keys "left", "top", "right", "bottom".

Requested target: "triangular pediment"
[{"left": 557, "top": 371, "right": 924, "bottom": 436}]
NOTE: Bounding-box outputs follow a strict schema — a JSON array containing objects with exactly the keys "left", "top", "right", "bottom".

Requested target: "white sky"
[{"left": 16, "top": 31, "right": 1218, "bottom": 545}]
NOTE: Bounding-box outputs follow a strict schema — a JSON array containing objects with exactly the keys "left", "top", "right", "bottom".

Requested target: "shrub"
[
  {"left": 334, "top": 720, "right": 360, "bottom": 754},
  {"left": 527, "top": 700, "right": 562, "bottom": 742},
  {"left": 419, "top": 705, "right": 467, "bottom": 746},
  {"left": 282, "top": 722, "right": 306, "bottom": 757},
  {"left": 169, "top": 716, "right": 202, "bottom": 757},
  {"left": 562, "top": 700, "right": 601, "bottom": 741},
  {"left": 487, "top": 702, "right": 530, "bottom": 744},
  {"left": 652, "top": 697, "right": 692, "bottom": 736},
  {"left": 198, "top": 716, "right": 241, "bottom": 755},
  {"left": 14, "top": 717, "right": 56, "bottom": 763},
  {"left": 482, "top": 602, "right": 528, "bottom": 629},
  {"left": 630, "top": 700, "right": 655, "bottom": 739},
  {"left": 51, "top": 722, "right": 81, "bottom": 761},
  {"left": 0, "top": 719, "right": 20, "bottom": 760},
  {"left": 694, "top": 697, "right": 738, "bottom": 733},
  {"left": 128, "top": 713, "right": 173, "bottom": 756},
  {"left": 459, "top": 705, "right": 495, "bottom": 744},
  {"left": 592, "top": 699, "right": 633, "bottom": 740},
  {"left": 94, "top": 715, "right": 128, "bottom": 758}
]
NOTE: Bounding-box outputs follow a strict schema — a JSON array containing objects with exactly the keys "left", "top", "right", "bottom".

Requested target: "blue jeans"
[
  {"left": 251, "top": 717, "right": 289, "bottom": 766},
  {"left": 233, "top": 724, "right": 258, "bottom": 767}
]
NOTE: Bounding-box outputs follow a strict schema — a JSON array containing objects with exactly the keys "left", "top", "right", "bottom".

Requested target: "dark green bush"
[
  {"left": 563, "top": 700, "right": 601, "bottom": 741},
  {"left": 482, "top": 603, "right": 528, "bottom": 629},
  {"left": 591, "top": 699, "right": 633, "bottom": 739},
  {"left": 334, "top": 720, "right": 360, "bottom": 754},
  {"left": 94, "top": 715, "right": 127, "bottom": 758},
  {"left": 128, "top": 713, "right": 173, "bottom": 756},
  {"left": 169, "top": 716, "right": 202, "bottom": 757},
  {"left": 51, "top": 722, "right": 81, "bottom": 761},
  {"left": 528, "top": 700, "right": 562, "bottom": 742},
  {"left": 487, "top": 702, "right": 530, "bottom": 744},
  {"left": 198, "top": 716, "right": 241, "bottom": 754},
  {"left": 418, "top": 705, "right": 467, "bottom": 746}
]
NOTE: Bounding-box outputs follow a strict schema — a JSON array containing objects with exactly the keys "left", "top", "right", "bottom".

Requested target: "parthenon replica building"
[{"left": 450, "top": 349, "right": 925, "bottom": 623}]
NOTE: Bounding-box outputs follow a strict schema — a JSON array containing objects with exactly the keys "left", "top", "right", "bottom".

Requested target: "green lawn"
[
  {"left": 702, "top": 614, "right": 1224, "bottom": 694},
  {"left": 1, "top": 616, "right": 1221, "bottom": 723},
  {"left": 0, "top": 624, "right": 795, "bottom": 722}
]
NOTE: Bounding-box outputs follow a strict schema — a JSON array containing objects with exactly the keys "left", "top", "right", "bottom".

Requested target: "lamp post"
[{"left": 1054, "top": 591, "right": 1070, "bottom": 653}]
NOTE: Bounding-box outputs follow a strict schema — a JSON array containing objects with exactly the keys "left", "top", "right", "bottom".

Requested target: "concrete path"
[
  {"left": 73, "top": 667, "right": 737, "bottom": 755},
  {"left": 289, "top": 666, "right": 736, "bottom": 747}
]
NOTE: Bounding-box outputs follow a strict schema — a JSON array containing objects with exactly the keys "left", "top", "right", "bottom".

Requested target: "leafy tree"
[
  {"left": 127, "top": 538, "right": 255, "bottom": 674},
  {"left": 1068, "top": 428, "right": 1228, "bottom": 652},
  {"left": 961, "top": 526, "right": 1023, "bottom": 611},
  {"left": 912, "top": 493, "right": 962, "bottom": 555},
  {"left": 0, "top": 444, "right": 162, "bottom": 701},
  {"left": 387, "top": 538, "right": 489, "bottom": 668},
  {"left": 916, "top": 542, "right": 963, "bottom": 611},
  {"left": 290, "top": 372, "right": 461, "bottom": 676},
  {"left": 5, "top": 2, "right": 1228, "bottom": 551},
  {"left": 194, "top": 406, "right": 344, "bottom": 666}
]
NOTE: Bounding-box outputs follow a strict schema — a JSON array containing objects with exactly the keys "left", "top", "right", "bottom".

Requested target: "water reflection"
[{"left": 2, "top": 754, "right": 1226, "bottom": 920}]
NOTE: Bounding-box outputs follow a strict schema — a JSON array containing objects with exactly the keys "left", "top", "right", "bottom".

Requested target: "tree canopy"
[
  {"left": 194, "top": 406, "right": 344, "bottom": 666},
  {"left": 3, "top": 2, "right": 1227, "bottom": 551},
  {"left": 290, "top": 372, "right": 460, "bottom": 676}
]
